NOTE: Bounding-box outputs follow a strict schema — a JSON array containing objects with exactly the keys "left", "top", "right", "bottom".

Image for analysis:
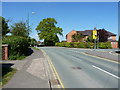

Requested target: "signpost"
[{"left": 93, "top": 28, "right": 97, "bottom": 49}]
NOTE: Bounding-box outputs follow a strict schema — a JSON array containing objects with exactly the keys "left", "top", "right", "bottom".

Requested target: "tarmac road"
[{"left": 39, "top": 47, "right": 119, "bottom": 88}]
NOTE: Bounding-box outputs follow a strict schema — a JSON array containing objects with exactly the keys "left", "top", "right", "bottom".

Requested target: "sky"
[{"left": 2, "top": 2, "right": 118, "bottom": 41}]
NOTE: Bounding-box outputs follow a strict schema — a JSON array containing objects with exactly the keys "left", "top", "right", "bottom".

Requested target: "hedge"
[
  {"left": 55, "top": 42, "right": 94, "bottom": 48},
  {"left": 55, "top": 41, "right": 112, "bottom": 49},
  {"left": 2, "top": 36, "right": 29, "bottom": 60},
  {"left": 99, "top": 41, "right": 112, "bottom": 49}
]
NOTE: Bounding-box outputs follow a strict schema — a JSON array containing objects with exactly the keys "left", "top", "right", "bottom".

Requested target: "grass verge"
[
  {"left": 31, "top": 47, "right": 40, "bottom": 50},
  {"left": 1, "top": 67, "right": 17, "bottom": 87}
]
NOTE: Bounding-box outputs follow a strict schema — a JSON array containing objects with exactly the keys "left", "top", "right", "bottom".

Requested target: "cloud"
[{"left": 30, "top": 34, "right": 39, "bottom": 41}]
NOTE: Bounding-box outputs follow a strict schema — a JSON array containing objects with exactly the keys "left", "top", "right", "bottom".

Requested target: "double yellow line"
[{"left": 41, "top": 49, "right": 65, "bottom": 88}]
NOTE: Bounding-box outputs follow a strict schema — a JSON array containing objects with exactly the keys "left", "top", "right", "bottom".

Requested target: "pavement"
[
  {"left": 38, "top": 47, "right": 119, "bottom": 88},
  {"left": 2, "top": 49, "right": 51, "bottom": 88}
]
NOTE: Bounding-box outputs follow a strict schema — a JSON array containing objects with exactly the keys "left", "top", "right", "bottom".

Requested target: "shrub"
[
  {"left": 55, "top": 42, "right": 94, "bottom": 48},
  {"left": 2, "top": 36, "right": 29, "bottom": 60},
  {"left": 55, "top": 41, "right": 111, "bottom": 49},
  {"left": 85, "top": 42, "right": 94, "bottom": 48},
  {"left": 99, "top": 41, "right": 112, "bottom": 49},
  {"left": 106, "top": 41, "right": 112, "bottom": 49},
  {"left": 77, "top": 42, "right": 86, "bottom": 48},
  {"left": 73, "top": 42, "right": 79, "bottom": 48}
]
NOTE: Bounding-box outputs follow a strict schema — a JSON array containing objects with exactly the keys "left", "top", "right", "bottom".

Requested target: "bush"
[
  {"left": 55, "top": 41, "right": 111, "bottom": 49},
  {"left": 2, "top": 36, "right": 29, "bottom": 60},
  {"left": 85, "top": 42, "right": 94, "bottom": 48},
  {"left": 99, "top": 41, "right": 112, "bottom": 49},
  {"left": 55, "top": 42, "right": 94, "bottom": 48}
]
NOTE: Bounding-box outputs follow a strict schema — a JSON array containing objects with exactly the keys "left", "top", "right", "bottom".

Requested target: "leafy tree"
[
  {"left": 30, "top": 38, "right": 37, "bottom": 47},
  {"left": 44, "top": 35, "right": 59, "bottom": 46},
  {"left": 11, "top": 21, "right": 30, "bottom": 37},
  {"left": 36, "top": 18, "right": 63, "bottom": 46},
  {"left": 0, "top": 16, "right": 9, "bottom": 36},
  {"left": 98, "top": 29, "right": 108, "bottom": 42},
  {"left": 86, "top": 35, "right": 94, "bottom": 42},
  {"left": 118, "top": 35, "right": 120, "bottom": 48},
  {"left": 72, "top": 32, "right": 84, "bottom": 42}
]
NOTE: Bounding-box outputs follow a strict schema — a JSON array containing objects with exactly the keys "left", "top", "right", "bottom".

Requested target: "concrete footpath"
[{"left": 2, "top": 49, "right": 51, "bottom": 88}]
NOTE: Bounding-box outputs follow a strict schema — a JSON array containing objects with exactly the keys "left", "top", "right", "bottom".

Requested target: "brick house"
[{"left": 66, "top": 29, "right": 118, "bottom": 48}]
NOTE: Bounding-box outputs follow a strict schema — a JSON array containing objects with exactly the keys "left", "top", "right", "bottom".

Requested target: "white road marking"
[
  {"left": 109, "top": 51, "right": 118, "bottom": 56},
  {"left": 92, "top": 65, "right": 120, "bottom": 79},
  {"left": 69, "top": 50, "right": 80, "bottom": 53}
]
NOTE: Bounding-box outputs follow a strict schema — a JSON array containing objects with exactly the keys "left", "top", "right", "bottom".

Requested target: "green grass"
[
  {"left": 16, "top": 55, "right": 26, "bottom": 60},
  {"left": 1, "top": 67, "right": 17, "bottom": 87},
  {"left": 31, "top": 47, "right": 40, "bottom": 50},
  {"left": 9, "top": 55, "right": 27, "bottom": 60}
]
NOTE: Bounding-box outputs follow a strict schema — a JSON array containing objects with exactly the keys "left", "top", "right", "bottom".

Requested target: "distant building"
[{"left": 66, "top": 28, "right": 118, "bottom": 48}]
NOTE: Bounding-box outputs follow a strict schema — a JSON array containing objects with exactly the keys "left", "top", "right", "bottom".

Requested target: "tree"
[
  {"left": 98, "top": 29, "right": 108, "bottom": 42},
  {"left": 36, "top": 18, "right": 63, "bottom": 46},
  {"left": 86, "top": 35, "right": 94, "bottom": 42},
  {"left": 11, "top": 21, "right": 30, "bottom": 37},
  {"left": 72, "top": 32, "right": 84, "bottom": 42},
  {"left": 44, "top": 35, "right": 59, "bottom": 46},
  {"left": 0, "top": 16, "right": 10, "bottom": 36},
  {"left": 118, "top": 35, "right": 120, "bottom": 48},
  {"left": 30, "top": 38, "right": 37, "bottom": 47}
]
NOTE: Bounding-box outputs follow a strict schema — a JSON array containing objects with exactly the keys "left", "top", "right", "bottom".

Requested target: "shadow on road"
[{"left": 115, "top": 51, "right": 120, "bottom": 54}]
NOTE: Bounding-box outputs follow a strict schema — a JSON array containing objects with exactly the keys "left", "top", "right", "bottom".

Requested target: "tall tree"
[
  {"left": 0, "top": 16, "right": 10, "bottom": 36},
  {"left": 11, "top": 21, "right": 30, "bottom": 37},
  {"left": 44, "top": 35, "right": 59, "bottom": 46},
  {"left": 36, "top": 18, "right": 63, "bottom": 46},
  {"left": 72, "top": 32, "right": 84, "bottom": 42},
  {"left": 98, "top": 29, "right": 108, "bottom": 42}
]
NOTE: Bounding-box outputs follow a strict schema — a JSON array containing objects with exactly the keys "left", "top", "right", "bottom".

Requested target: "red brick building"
[{"left": 66, "top": 29, "right": 118, "bottom": 48}]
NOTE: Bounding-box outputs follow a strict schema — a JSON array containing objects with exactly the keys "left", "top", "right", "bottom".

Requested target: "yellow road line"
[
  {"left": 48, "top": 58, "right": 65, "bottom": 88},
  {"left": 47, "top": 57, "right": 61, "bottom": 88},
  {"left": 80, "top": 52, "right": 120, "bottom": 64},
  {"left": 41, "top": 49, "right": 65, "bottom": 88}
]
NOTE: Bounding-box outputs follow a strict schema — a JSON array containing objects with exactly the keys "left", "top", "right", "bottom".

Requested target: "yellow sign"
[{"left": 93, "top": 30, "right": 97, "bottom": 39}]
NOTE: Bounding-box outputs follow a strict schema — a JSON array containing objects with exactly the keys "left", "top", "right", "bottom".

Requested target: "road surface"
[{"left": 39, "top": 47, "right": 119, "bottom": 88}]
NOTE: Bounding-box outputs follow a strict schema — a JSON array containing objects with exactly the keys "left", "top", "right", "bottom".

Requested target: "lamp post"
[{"left": 27, "top": 12, "right": 36, "bottom": 35}]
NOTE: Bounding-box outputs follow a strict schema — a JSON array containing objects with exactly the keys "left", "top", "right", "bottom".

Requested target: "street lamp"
[{"left": 27, "top": 12, "right": 36, "bottom": 34}]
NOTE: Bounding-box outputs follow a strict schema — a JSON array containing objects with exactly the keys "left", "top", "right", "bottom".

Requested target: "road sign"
[{"left": 93, "top": 30, "right": 97, "bottom": 39}]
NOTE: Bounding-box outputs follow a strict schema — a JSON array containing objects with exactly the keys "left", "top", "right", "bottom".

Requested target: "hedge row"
[
  {"left": 99, "top": 41, "right": 112, "bottom": 49},
  {"left": 55, "top": 42, "right": 94, "bottom": 48},
  {"left": 2, "top": 36, "right": 29, "bottom": 60},
  {"left": 55, "top": 41, "right": 112, "bottom": 49}
]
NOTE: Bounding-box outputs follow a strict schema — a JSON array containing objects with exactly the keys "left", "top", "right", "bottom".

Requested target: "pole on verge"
[{"left": 93, "top": 27, "right": 97, "bottom": 49}]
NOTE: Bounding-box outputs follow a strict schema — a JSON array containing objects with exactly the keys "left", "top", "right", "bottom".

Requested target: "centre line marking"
[{"left": 92, "top": 65, "right": 120, "bottom": 79}]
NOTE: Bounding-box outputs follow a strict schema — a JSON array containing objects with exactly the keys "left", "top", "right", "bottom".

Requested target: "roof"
[
  {"left": 76, "top": 29, "right": 116, "bottom": 36},
  {"left": 107, "top": 31, "right": 116, "bottom": 36},
  {"left": 77, "top": 30, "right": 93, "bottom": 35}
]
